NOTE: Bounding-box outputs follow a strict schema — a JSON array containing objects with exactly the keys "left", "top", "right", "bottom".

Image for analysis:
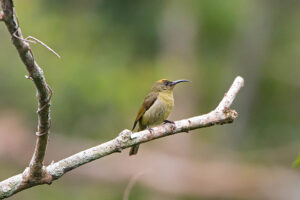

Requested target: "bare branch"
[
  {"left": 0, "top": 76, "right": 244, "bottom": 199},
  {"left": 0, "top": 0, "right": 52, "bottom": 180}
]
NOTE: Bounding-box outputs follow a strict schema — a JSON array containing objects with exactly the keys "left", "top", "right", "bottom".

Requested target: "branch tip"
[
  {"left": 216, "top": 76, "right": 245, "bottom": 111},
  {"left": 235, "top": 76, "right": 245, "bottom": 87},
  {"left": 24, "top": 75, "right": 33, "bottom": 80}
]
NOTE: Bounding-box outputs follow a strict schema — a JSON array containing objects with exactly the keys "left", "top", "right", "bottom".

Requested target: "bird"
[{"left": 129, "top": 79, "right": 190, "bottom": 156}]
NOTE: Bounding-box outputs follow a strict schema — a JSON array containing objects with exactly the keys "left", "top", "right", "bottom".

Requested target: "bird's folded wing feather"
[{"left": 132, "top": 92, "right": 158, "bottom": 130}]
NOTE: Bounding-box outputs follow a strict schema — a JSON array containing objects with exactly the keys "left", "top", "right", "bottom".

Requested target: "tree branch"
[
  {"left": 0, "top": 0, "right": 52, "bottom": 180},
  {"left": 0, "top": 76, "right": 244, "bottom": 199}
]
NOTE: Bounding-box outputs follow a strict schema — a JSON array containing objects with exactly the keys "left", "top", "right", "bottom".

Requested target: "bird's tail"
[
  {"left": 129, "top": 126, "right": 143, "bottom": 156},
  {"left": 129, "top": 144, "right": 139, "bottom": 156}
]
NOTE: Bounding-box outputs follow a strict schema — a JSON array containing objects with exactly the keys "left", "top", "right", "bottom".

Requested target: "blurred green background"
[{"left": 1, "top": 0, "right": 300, "bottom": 199}]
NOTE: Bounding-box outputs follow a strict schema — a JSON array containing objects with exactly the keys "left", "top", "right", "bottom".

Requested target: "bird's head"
[{"left": 151, "top": 79, "right": 190, "bottom": 92}]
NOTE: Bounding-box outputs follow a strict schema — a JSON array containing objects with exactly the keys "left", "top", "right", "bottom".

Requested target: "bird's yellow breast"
[{"left": 140, "top": 91, "right": 174, "bottom": 129}]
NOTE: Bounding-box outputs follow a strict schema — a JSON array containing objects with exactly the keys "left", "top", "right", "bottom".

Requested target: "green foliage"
[{"left": 293, "top": 154, "right": 300, "bottom": 168}]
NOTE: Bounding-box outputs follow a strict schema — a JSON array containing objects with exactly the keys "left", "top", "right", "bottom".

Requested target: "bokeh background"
[{"left": 1, "top": 0, "right": 300, "bottom": 199}]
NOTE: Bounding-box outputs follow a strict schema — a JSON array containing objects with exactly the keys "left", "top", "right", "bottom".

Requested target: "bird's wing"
[{"left": 132, "top": 92, "right": 158, "bottom": 130}]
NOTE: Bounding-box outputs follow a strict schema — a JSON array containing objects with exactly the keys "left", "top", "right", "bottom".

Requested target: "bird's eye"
[{"left": 164, "top": 81, "right": 169, "bottom": 86}]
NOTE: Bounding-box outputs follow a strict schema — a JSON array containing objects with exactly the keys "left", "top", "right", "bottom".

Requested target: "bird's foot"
[
  {"left": 164, "top": 120, "right": 175, "bottom": 124},
  {"left": 164, "top": 120, "right": 177, "bottom": 132},
  {"left": 146, "top": 126, "right": 154, "bottom": 134}
]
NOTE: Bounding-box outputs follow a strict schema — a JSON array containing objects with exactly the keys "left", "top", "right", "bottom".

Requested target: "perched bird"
[{"left": 129, "top": 79, "right": 190, "bottom": 156}]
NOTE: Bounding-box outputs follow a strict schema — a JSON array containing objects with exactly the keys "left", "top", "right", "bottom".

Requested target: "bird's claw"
[
  {"left": 164, "top": 120, "right": 175, "bottom": 124},
  {"left": 146, "top": 126, "right": 154, "bottom": 134}
]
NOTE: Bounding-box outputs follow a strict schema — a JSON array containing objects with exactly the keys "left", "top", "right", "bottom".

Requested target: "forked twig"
[
  {"left": 12, "top": 31, "right": 61, "bottom": 58},
  {"left": 26, "top": 36, "right": 61, "bottom": 58}
]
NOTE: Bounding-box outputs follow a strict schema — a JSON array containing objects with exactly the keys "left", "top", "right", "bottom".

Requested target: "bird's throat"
[{"left": 158, "top": 91, "right": 174, "bottom": 107}]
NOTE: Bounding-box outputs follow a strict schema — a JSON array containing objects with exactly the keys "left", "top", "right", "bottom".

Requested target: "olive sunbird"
[{"left": 130, "top": 79, "right": 190, "bottom": 156}]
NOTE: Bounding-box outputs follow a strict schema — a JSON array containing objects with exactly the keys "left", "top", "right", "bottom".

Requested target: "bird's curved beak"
[{"left": 171, "top": 79, "right": 190, "bottom": 86}]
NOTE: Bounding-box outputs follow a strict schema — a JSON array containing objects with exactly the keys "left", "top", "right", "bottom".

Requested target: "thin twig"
[
  {"left": 123, "top": 170, "right": 152, "bottom": 200},
  {"left": 26, "top": 36, "right": 61, "bottom": 58},
  {"left": 12, "top": 31, "right": 61, "bottom": 58}
]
